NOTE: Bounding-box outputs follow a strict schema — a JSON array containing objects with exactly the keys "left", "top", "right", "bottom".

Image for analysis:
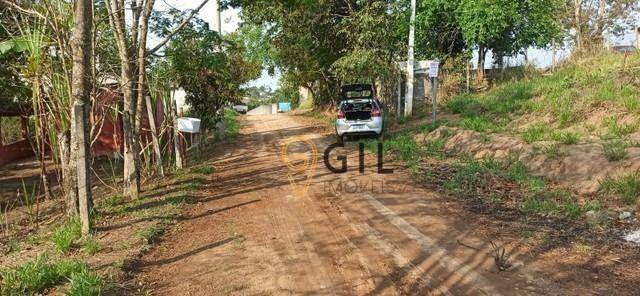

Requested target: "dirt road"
[{"left": 132, "top": 114, "right": 603, "bottom": 295}]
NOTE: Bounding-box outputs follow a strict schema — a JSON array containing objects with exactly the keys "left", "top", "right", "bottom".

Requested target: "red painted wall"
[
  {"left": 0, "top": 140, "right": 34, "bottom": 167},
  {"left": 91, "top": 88, "right": 123, "bottom": 156},
  {"left": 0, "top": 87, "right": 164, "bottom": 166}
]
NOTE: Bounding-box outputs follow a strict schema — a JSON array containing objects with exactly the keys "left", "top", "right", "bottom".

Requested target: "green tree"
[
  {"left": 231, "top": 0, "right": 406, "bottom": 106},
  {"left": 163, "top": 18, "right": 259, "bottom": 128},
  {"left": 456, "top": 0, "right": 563, "bottom": 80}
]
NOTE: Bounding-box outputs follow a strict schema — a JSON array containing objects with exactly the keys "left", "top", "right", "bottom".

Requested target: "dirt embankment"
[{"left": 415, "top": 126, "right": 640, "bottom": 196}]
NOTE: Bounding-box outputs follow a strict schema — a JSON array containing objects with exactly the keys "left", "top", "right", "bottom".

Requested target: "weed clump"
[
  {"left": 599, "top": 172, "right": 640, "bottom": 206},
  {"left": 602, "top": 139, "right": 628, "bottom": 162},
  {"left": 0, "top": 256, "right": 104, "bottom": 295},
  {"left": 52, "top": 218, "right": 82, "bottom": 253}
]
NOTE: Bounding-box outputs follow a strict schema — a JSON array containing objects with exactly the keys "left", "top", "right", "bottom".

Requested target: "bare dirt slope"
[{"left": 131, "top": 114, "right": 632, "bottom": 295}]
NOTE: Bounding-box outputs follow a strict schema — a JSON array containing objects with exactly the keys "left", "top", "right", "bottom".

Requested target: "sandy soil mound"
[{"left": 415, "top": 127, "right": 640, "bottom": 195}]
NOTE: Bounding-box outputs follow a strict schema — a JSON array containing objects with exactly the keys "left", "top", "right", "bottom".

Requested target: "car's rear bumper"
[{"left": 336, "top": 118, "right": 383, "bottom": 136}]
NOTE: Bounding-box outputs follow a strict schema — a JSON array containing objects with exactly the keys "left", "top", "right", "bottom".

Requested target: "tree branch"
[
  {"left": 147, "top": 0, "right": 210, "bottom": 56},
  {"left": 1, "top": 0, "right": 46, "bottom": 19}
]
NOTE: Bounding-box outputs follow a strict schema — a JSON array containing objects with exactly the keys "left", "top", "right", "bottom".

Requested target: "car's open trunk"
[{"left": 343, "top": 101, "right": 372, "bottom": 121}]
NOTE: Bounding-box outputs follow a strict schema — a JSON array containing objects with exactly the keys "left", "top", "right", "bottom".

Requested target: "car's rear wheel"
[{"left": 337, "top": 134, "right": 344, "bottom": 144}]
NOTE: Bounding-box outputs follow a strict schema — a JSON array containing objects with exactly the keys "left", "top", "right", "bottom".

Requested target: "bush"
[{"left": 223, "top": 108, "right": 240, "bottom": 137}]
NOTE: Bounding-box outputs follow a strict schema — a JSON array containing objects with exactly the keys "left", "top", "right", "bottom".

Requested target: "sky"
[{"left": 155, "top": 1, "right": 639, "bottom": 89}]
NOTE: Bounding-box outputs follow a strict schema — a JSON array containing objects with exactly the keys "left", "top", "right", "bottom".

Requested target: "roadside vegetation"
[
  {"left": 0, "top": 160, "right": 212, "bottom": 294},
  {"left": 445, "top": 53, "right": 640, "bottom": 148}
]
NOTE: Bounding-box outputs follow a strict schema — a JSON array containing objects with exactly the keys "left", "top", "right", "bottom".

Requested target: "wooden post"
[{"left": 431, "top": 77, "right": 438, "bottom": 123}]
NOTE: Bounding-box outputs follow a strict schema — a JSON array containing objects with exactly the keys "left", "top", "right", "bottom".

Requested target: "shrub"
[{"left": 223, "top": 108, "right": 240, "bottom": 137}]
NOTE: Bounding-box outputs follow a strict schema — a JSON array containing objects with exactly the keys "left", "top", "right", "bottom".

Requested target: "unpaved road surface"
[{"left": 133, "top": 114, "right": 614, "bottom": 295}]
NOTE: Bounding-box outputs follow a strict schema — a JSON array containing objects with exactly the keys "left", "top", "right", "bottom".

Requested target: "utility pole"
[
  {"left": 405, "top": 0, "right": 416, "bottom": 117},
  {"left": 213, "top": 0, "right": 221, "bottom": 34}
]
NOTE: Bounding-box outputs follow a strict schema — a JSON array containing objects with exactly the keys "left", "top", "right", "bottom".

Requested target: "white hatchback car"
[{"left": 335, "top": 84, "right": 384, "bottom": 143}]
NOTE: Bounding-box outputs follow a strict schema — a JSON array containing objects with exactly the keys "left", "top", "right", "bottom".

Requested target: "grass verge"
[{"left": 0, "top": 256, "right": 105, "bottom": 295}]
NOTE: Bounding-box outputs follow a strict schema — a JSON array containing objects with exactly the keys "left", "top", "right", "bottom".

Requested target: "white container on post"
[{"left": 177, "top": 117, "right": 201, "bottom": 133}]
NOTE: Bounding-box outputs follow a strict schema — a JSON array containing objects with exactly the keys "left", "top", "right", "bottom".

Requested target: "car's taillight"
[
  {"left": 371, "top": 107, "right": 381, "bottom": 117},
  {"left": 338, "top": 109, "right": 345, "bottom": 119}
]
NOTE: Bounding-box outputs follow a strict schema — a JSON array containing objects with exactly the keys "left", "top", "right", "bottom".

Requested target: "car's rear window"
[
  {"left": 342, "top": 100, "right": 373, "bottom": 111},
  {"left": 345, "top": 90, "right": 372, "bottom": 99}
]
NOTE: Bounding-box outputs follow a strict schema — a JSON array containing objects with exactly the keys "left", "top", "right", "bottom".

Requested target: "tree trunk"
[
  {"left": 574, "top": 0, "right": 583, "bottom": 53},
  {"left": 597, "top": 0, "right": 606, "bottom": 48},
  {"left": 105, "top": 0, "right": 140, "bottom": 199},
  {"left": 71, "top": 0, "right": 94, "bottom": 235},
  {"left": 145, "top": 95, "right": 164, "bottom": 176},
  {"left": 477, "top": 45, "right": 486, "bottom": 83},
  {"left": 59, "top": 131, "right": 78, "bottom": 215},
  {"left": 134, "top": 0, "right": 156, "bottom": 176},
  {"left": 465, "top": 61, "right": 471, "bottom": 92}
]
